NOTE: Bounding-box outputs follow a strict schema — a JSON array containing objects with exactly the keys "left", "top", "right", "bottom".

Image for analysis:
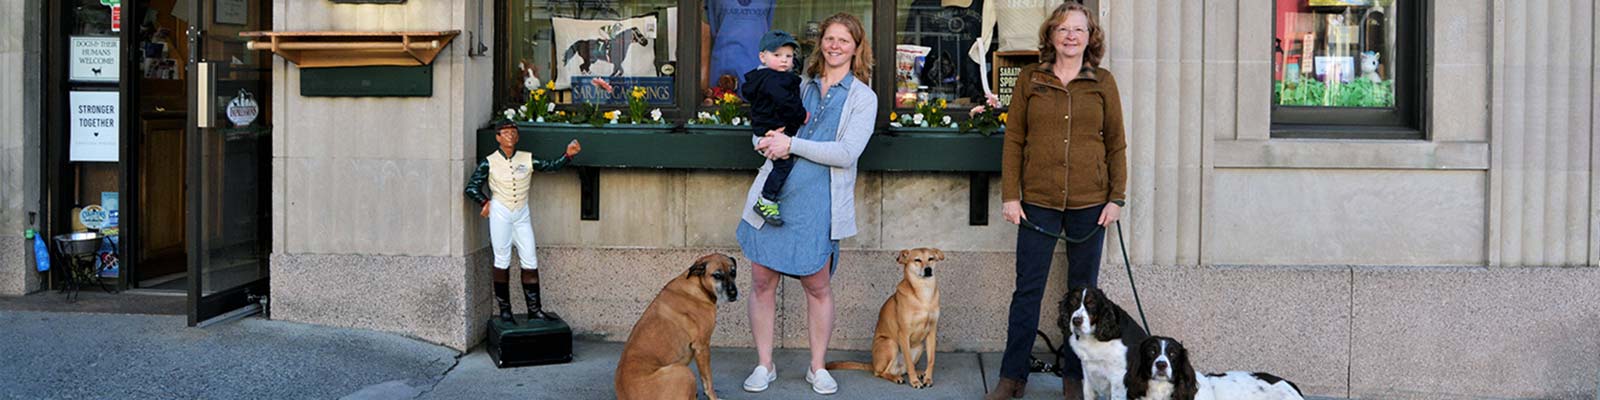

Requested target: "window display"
[
  {"left": 700, "top": 1, "right": 872, "bottom": 105},
  {"left": 502, "top": 0, "right": 676, "bottom": 107},
  {"left": 1274, "top": 0, "right": 1397, "bottom": 108}
]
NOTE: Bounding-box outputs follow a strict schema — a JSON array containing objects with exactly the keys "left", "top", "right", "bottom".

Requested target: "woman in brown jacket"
[{"left": 986, "top": 3, "right": 1127, "bottom": 399}]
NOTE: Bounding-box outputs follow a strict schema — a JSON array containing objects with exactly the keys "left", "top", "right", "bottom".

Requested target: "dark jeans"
[
  {"left": 752, "top": 129, "right": 796, "bottom": 201},
  {"left": 760, "top": 157, "right": 795, "bottom": 201},
  {"left": 999, "top": 203, "right": 1106, "bottom": 382}
]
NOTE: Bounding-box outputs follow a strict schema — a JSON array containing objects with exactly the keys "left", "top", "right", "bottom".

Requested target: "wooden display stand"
[{"left": 240, "top": 31, "right": 459, "bottom": 68}]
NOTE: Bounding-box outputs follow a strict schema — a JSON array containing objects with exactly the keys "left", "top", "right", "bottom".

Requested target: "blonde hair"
[
  {"left": 1037, "top": 3, "right": 1105, "bottom": 69},
  {"left": 804, "top": 12, "right": 874, "bottom": 84}
]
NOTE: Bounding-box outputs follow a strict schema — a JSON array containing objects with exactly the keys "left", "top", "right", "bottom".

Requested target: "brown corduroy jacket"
[{"left": 1001, "top": 63, "right": 1128, "bottom": 211}]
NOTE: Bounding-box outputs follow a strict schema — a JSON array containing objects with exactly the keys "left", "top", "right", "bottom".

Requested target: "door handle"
[{"left": 196, "top": 62, "right": 216, "bottom": 128}]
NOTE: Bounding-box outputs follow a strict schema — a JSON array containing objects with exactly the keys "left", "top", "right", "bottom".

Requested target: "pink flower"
[
  {"left": 970, "top": 105, "right": 987, "bottom": 117},
  {"left": 986, "top": 94, "right": 1001, "bottom": 108},
  {"left": 591, "top": 77, "right": 614, "bottom": 92}
]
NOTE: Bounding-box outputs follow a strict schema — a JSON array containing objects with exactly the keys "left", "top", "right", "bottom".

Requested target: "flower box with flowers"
[
  {"left": 686, "top": 92, "right": 752, "bottom": 131},
  {"left": 500, "top": 77, "right": 671, "bottom": 131}
]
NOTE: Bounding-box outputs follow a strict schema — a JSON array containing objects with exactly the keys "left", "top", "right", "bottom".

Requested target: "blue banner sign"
[{"left": 570, "top": 76, "right": 675, "bottom": 106}]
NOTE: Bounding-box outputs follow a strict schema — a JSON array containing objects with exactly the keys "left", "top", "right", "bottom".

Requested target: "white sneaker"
[
  {"left": 743, "top": 365, "right": 776, "bottom": 392},
  {"left": 805, "top": 368, "right": 838, "bottom": 395}
]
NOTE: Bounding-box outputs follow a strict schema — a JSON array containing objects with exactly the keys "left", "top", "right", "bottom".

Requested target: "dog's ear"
[
  {"left": 933, "top": 248, "right": 945, "bottom": 261},
  {"left": 1092, "top": 290, "right": 1122, "bottom": 342},
  {"left": 1173, "top": 341, "right": 1199, "bottom": 400},
  {"left": 687, "top": 261, "right": 707, "bottom": 278},
  {"left": 896, "top": 249, "right": 911, "bottom": 265},
  {"left": 1124, "top": 339, "right": 1150, "bottom": 399}
]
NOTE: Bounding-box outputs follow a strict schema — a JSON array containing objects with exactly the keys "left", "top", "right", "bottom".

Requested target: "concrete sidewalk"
[{"left": 0, "top": 309, "right": 1350, "bottom": 399}]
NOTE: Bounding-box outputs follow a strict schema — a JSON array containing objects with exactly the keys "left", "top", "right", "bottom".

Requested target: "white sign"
[
  {"left": 226, "top": 89, "right": 259, "bottom": 127},
  {"left": 70, "top": 91, "right": 120, "bottom": 162},
  {"left": 70, "top": 36, "right": 120, "bottom": 82},
  {"left": 216, "top": 0, "right": 247, "bottom": 25}
]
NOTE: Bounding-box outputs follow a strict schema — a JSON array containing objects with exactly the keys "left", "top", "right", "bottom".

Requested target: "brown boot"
[
  {"left": 1061, "top": 377, "right": 1083, "bottom": 400},
  {"left": 983, "top": 377, "right": 1025, "bottom": 400}
]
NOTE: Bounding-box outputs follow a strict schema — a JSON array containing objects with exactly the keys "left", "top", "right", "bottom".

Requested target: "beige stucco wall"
[{"left": 269, "top": 0, "right": 496, "bottom": 351}]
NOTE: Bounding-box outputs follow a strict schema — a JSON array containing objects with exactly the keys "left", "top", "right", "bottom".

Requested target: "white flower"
[
  {"left": 502, "top": 109, "right": 516, "bottom": 120},
  {"left": 519, "top": 105, "right": 528, "bottom": 113},
  {"left": 732, "top": 117, "right": 743, "bottom": 126},
  {"left": 919, "top": 120, "right": 928, "bottom": 127},
  {"left": 524, "top": 76, "right": 540, "bottom": 91},
  {"left": 912, "top": 113, "right": 924, "bottom": 123},
  {"left": 698, "top": 111, "right": 712, "bottom": 120},
  {"left": 651, "top": 109, "right": 662, "bottom": 121},
  {"left": 547, "top": 103, "right": 556, "bottom": 113},
  {"left": 942, "top": 116, "right": 952, "bottom": 126},
  {"left": 890, "top": 122, "right": 903, "bottom": 128},
  {"left": 536, "top": 116, "right": 545, "bottom": 123}
]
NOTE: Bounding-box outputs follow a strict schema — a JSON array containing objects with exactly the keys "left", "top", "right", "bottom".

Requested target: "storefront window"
[
  {"left": 1272, "top": 0, "right": 1421, "bottom": 138},
  {"left": 699, "top": 0, "right": 872, "bottom": 106},
  {"left": 501, "top": 0, "right": 677, "bottom": 111}
]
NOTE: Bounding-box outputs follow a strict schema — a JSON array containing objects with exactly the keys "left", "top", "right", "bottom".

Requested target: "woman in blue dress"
[{"left": 734, "top": 12, "right": 877, "bottom": 396}]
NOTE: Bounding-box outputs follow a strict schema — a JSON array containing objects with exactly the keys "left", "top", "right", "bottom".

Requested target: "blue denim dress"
[{"left": 734, "top": 74, "right": 854, "bottom": 277}]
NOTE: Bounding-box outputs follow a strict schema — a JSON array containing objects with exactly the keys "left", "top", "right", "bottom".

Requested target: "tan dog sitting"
[
  {"left": 826, "top": 248, "right": 945, "bottom": 388},
  {"left": 615, "top": 253, "right": 739, "bottom": 400}
]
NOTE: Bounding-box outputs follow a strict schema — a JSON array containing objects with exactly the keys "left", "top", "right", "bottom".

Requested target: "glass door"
[{"left": 185, "top": 0, "right": 271, "bottom": 326}]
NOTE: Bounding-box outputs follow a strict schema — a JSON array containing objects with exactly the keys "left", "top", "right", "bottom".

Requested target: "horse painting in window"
[{"left": 562, "top": 23, "right": 651, "bottom": 77}]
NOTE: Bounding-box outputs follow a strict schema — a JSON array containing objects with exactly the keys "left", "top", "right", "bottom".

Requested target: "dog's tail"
[{"left": 823, "top": 361, "right": 872, "bottom": 371}]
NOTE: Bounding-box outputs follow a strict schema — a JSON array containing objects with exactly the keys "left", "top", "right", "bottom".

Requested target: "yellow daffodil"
[
  {"left": 632, "top": 91, "right": 644, "bottom": 100},
  {"left": 536, "top": 89, "right": 546, "bottom": 97},
  {"left": 999, "top": 113, "right": 1008, "bottom": 123},
  {"left": 937, "top": 98, "right": 947, "bottom": 108},
  {"left": 557, "top": 111, "right": 567, "bottom": 116},
  {"left": 604, "top": 111, "right": 617, "bottom": 120},
  {"left": 889, "top": 112, "right": 898, "bottom": 121},
  {"left": 545, "top": 80, "right": 555, "bottom": 90},
  {"left": 723, "top": 93, "right": 737, "bottom": 103}
]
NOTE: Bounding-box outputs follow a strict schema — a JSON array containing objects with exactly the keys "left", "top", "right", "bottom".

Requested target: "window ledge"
[
  {"left": 477, "top": 125, "right": 1003, "bottom": 172},
  {"left": 1214, "top": 139, "right": 1488, "bottom": 170}
]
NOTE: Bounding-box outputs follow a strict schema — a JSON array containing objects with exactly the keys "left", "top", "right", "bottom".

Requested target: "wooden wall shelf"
[{"left": 240, "top": 31, "right": 460, "bottom": 68}]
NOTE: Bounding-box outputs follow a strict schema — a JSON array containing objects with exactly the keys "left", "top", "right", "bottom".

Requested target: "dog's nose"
[
  {"left": 1071, "top": 316, "right": 1083, "bottom": 326},
  {"left": 923, "top": 267, "right": 933, "bottom": 277},
  {"left": 1155, "top": 361, "right": 1168, "bottom": 371}
]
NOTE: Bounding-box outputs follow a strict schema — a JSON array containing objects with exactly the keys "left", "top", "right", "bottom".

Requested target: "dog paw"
[
  {"left": 892, "top": 376, "right": 905, "bottom": 384},
  {"left": 921, "top": 376, "right": 933, "bottom": 388},
  {"left": 909, "top": 380, "right": 926, "bottom": 389}
]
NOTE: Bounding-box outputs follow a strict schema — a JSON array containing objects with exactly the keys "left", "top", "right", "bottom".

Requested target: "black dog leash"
[
  {"left": 1022, "top": 218, "right": 1150, "bottom": 377},
  {"left": 1018, "top": 218, "right": 1149, "bottom": 333}
]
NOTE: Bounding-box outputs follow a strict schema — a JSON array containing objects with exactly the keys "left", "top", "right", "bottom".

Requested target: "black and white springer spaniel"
[
  {"left": 1060, "top": 286, "right": 1149, "bottom": 400},
  {"left": 1125, "top": 336, "right": 1306, "bottom": 400}
]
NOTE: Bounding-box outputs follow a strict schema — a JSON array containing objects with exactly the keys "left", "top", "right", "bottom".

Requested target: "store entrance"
[
  {"left": 44, "top": 0, "right": 269, "bottom": 321},
  {"left": 129, "top": 0, "right": 191, "bottom": 292}
]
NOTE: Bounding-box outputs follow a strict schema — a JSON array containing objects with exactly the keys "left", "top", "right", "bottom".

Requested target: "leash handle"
[{"left": 1019, "top": 218, "right": 1102, "bottom": 244}]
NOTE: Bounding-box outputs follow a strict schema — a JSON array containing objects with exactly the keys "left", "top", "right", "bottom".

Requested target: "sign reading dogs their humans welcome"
[
  {"left": 571, "top": 76, "right": 673, "bottom": 106},
  {"left": 71, "top": 36, "right": 120, "bottom": 82},
  {"left": 69, "top": 91, "right": 120, "bottom": 162},
  {"left": 329, "top": 0, "right": 406, "bottom": 3}
]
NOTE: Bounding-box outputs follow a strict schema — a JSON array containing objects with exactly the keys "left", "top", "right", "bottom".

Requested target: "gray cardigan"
[{"left": 741, "top": 75, "right": 877, "bottom": 240}]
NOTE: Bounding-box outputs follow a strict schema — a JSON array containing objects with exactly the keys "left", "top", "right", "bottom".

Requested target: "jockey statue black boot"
[
  {"left": 522, "top": 269, "right": 557, "bottom": 321},
  {"left": 493, "top": 268, "right": 514, "bottom": 323}
]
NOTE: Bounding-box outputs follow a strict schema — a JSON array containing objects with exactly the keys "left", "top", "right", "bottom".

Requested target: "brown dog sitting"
[
  {"left": 615, "top": 253, "right": 739, "bottom": 400},
  {"left": 826, "top": 248, "right": 945, "bottom": 388}
]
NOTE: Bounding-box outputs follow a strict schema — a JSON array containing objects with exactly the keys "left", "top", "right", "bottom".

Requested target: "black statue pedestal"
[{"left": 487, "top": 315, "right": 574, "bottom": 368}]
